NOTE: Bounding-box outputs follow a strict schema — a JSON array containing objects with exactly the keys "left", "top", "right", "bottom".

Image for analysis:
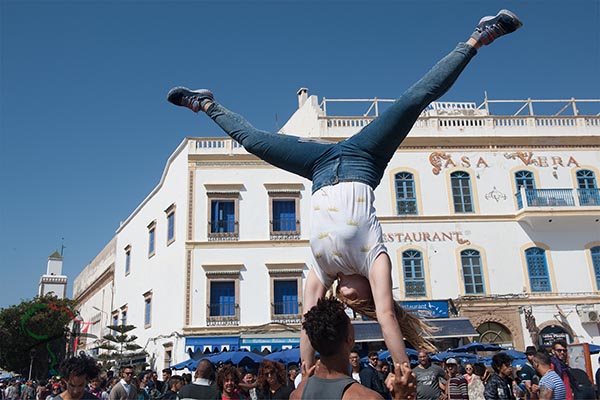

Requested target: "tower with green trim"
[{"left": 38, "top": 251, "right": 68, "bottom": 298}]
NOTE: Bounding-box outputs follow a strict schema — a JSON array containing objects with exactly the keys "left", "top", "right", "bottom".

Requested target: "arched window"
[
  {"left": 515, "top": 170, "right": 536, "bottom": 190},
  {"left": 394, "top": 172, "right": 418, "bottom": 215},
  {"left": 576, "top": 169, "right": 599, "bottom": 205},
  {"left": 402, "top": 250, "right": 426, "bottom": 297},
  {"left": 525, "top": 247, "right": 551, "bottom": 292},
  {"left": 461, "top": 249, "right": 485, "bottom": 294},
  {"left": 591, "top": 246, "right": 600, "bottom": 290},
  {"left": 450, "top": 171, "right": 474, "bottom": 213},
  {"left": 477, "top": 321, "right": 512, "bottom": 347}
]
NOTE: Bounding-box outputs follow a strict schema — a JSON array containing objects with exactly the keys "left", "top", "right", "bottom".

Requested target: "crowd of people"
[{"left": 1, "top": 310, "right": 599, "bottom": 400}]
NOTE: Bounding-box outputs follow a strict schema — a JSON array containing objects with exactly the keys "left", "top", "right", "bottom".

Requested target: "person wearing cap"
[
  {"left": 46, "top": 384, "right": 63, "bottom": 400},
  {"left": 445, "top": 358, "right": 468, "bottom": 400},
  {"left": 519, "top": 346, "right": 539, "bottom": 399}
]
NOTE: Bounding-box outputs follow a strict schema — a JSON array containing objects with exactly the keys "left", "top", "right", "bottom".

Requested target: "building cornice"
[
  {"left": 182, "top": 323, "right": 301, "bottom": 336},
  {"left": 187, "top": 239, "right": 310, "bottom": 249},
  {"left": 456, "top": 292, "right": 600, "bottom": 308},
  {"left": 74, "top": 265, "right": 115, "bottom": 305}
]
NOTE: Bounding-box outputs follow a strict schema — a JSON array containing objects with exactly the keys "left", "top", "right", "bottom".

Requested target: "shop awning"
[{"left": 352, "top": 318, "right": 477, "bottom": 343}]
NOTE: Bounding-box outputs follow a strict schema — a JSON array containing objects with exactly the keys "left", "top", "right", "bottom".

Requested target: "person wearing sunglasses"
[
  {"left": 549, "top": 341, "right": 574, "bottom": 399},
  {"left": 108, "top": 368, "right": 136, "bottom": 400}
]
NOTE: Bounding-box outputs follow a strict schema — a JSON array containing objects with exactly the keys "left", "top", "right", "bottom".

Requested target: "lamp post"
[{"left": 28, "top": 348, "right": 36, "bottom": 381}]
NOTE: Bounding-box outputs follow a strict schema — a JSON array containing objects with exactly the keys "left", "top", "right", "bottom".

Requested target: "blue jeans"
[{"left": 205, "top": 43, "right": 477, "bottom": 193}]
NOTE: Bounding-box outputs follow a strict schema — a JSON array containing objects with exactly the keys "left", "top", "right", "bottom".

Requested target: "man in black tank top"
[{"left": 290, "top": 298, "right": 414, "bottom": 400}]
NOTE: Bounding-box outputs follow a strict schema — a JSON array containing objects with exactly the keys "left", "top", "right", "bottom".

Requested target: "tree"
[
  {"left": 97, "top": 325, "right": 147, "bottom": 368},
  {"left": 0, "top": 295, "right": 77, "bottom": 378}
]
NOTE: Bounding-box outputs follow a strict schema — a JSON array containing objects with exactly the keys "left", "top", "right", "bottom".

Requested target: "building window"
[
  {"left": 205, "top": 184, "right": 244, "bottom": 241},
  {"left": 148, "top": 220, "right": 156, "bottom": 257},
  {"left": 272, "top": 199, "right": 297, "bottom": 233},
  {"left": 165, "top": 204, "right": 176, "bottom": 245},
  {"left": 515, "top": 170, "right": 536, "bottom": 190},
  {"left": 461, "top": 249, "right": 485, "bottom": 295},
  {"left": 163, "top": 344, "right": 173, "bottom": 369},
  {"left": 402, "top": 250, "right": 426, "bottom": 297},
  {"left": 124, "top": 245, "right": 131, "bottom": 276},
  {"left": 266, "top": 263, "right": 304, "bottom": 323},
  {"left": 525, "top": 247, "right": 551, "bottom": 292},
  {"left": 209, "top": 281, "right": 236, "bottom": 317},
  {"left": 273, "top": 280, "right": 299, "bottom": 315},
  {"left": 203, "top": 264, "right": 242, "bottom": 326},
  {"left": 576, "top": 169, "right": 599, "bottom": 205},
  {"left": 265, "top": 184, "right": 303, "bottom": 240},
  {"left": 111, "top": 312, "right": 118, "bottom": 327},
  {"left": 591, "top": 246, "right": 600, "bottom": 290},
  {"left": 451, "top": 171, "right": 474, "bottom": 213},
  {"left": 394, "top": 172, "right": 418, "bottom": 215},
  {"left": 120, "top": 306, "right": 128, "bottom": 325},
  {"left": 143, "top": 292, "right": 152, "bottom": 328}
]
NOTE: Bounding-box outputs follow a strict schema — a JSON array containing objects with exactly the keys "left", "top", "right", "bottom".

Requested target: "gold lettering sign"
[
  {"left": 428, "top": 151, "right": 580, "bottom": 175},
  {"left": 503, "top": 151, "right": 580, "bottom": 167},
  {"left": 382, "top": 231, "right": 471, "bottom": 245},
  {"left": 429, "top": 152, "right": 489, "bottom": 175}
]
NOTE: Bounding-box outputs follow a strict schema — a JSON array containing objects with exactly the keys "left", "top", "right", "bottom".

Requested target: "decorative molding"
[{"left": 484, "top": 187, "right": 508, "bottom": 203}]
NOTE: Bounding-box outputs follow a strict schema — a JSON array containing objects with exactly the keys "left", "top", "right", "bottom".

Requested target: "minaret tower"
[{"left": 38, "top": 250, "right": 68, "bottom": 298}]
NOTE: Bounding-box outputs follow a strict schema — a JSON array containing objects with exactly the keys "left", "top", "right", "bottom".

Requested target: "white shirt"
[{"left": 119, "top": 380, "right": 131, "bottom": 396}]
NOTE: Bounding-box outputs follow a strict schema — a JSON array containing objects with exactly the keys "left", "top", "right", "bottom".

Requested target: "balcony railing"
[{"left": 516, "top": 187, "right": 600, "bottom": 209}]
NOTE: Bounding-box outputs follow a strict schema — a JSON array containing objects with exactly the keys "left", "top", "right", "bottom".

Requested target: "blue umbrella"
[
  {"left": 265, "top": 347, "right": 301, "bottom": 365},
  {"left": 377, "top": 349, "right": 419, "bottom": 362},
  {"left": 450, "top": 341, "right": 502, "bottom": 353},
  {"left": 205, "top": 349, "right": 265, "bottom": 366},
  {"left": 171, "top": 358, "right": 199, "bottom": 370},
  {"left": 431, "top": 351, "right": 480, "bottom": 363},
  {"left": 588, "top": 344, "right": 600, "bottom": 354},
  {"left": 499, "top": 349, "right": 526, "bottom": 360}
]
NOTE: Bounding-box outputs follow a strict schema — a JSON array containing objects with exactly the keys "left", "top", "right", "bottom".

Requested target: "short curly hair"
[
  {"left": 60, "top": 352, "right": 100, "bottom": 380},
  {"left": 216, "top": 365, "right": 240, "bottom": 392},
  {"left": 302, "top": 297, "right": 350, "bottom": 357}
]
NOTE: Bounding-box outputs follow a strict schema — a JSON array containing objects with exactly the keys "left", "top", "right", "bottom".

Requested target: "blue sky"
[{"left": 1, "top": 0, "right": 599, "bottom": 309}]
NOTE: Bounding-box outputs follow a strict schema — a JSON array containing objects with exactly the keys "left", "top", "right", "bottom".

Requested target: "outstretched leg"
[
  {"left": 343, "top": 10, "right": 522, "bottom": 183},
  {"left": 167, "top": 89, "right": 334, "bottom": 181}
]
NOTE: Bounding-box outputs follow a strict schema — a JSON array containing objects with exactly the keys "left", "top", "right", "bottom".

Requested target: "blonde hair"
[{"left": 330, "top": 279, "right": 437, "bottom": 353}]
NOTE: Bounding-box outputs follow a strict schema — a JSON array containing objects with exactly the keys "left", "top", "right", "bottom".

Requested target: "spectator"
[
  {"left": 108, "top": 367, "right": 137, "bottom": 400},
  {"left": 445, "top": 358, "right": 468, "bottom": 400},
  {"left": 45, "top": 384, "right": 62, "bottom": 400},
  {"left": 413, "top": 350, "right": 448, "bottom": 400},
  {"left": 348, "top": 352, "right": 362, "bottom": 383},
  {"left": 531, "top": 352, "right": 566, "bottom": 400},
  {"left": 359, "top": 352, "right": 387, "bottom": 398},
  {"left": 549, "top": 340, "right": 573, "bottom": 399},
  {"left": 216, "top": 365, "right": 244, "bottom": 400},
  {"left": 286, "top": 366, "right": 298, "bottom": 388},
  {"left": 178, "top": 359, "right": 219, "bottom": 400},
  {"left": 256, "top": 360, "right": 293, "bottom": 400},
  {"left": 518, "top": 346, "right": 540, "bottom": 400},
  {"left": 162, "top": 376, "right": 183, "bottom": 400},
  {"left": 484, "top": 353, "right": 515, "bottom": 399},
  {"left": 58, "top": 353, "right": 101, "bottom": 400}
]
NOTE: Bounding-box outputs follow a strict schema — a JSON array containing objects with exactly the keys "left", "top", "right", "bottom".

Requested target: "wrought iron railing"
[{"left": 516, "top": 188, "right": 600, "bottom": 209}]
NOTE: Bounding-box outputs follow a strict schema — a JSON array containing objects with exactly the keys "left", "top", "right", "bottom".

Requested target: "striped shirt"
[
  {"left": 448, "top": 375, "right": 469, "bottom": 400},
  {"left": 540, "top": 370, "right": 566, "bottom": 400}
]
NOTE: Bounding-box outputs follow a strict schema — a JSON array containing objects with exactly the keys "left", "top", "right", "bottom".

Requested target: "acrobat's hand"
[
  {"left": 386, "top": 362, "right": 416, "bottom": 400},
  {"left": 300, "top": 360, "right": 318, "bottom": 381}
]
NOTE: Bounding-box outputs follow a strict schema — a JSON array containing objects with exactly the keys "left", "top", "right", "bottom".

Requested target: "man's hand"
[{"left": 385, "top": 362, "right": 416, "bottom": 400}]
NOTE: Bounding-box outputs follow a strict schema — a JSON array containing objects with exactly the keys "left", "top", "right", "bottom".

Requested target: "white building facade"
[{"left": 74, "top": 90, "right": 600, "bottom": 370}]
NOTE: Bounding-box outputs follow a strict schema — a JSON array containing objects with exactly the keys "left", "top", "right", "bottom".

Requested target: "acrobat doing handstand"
[{"left": 168, "top": 10, "right": 523, "bottom": 370}]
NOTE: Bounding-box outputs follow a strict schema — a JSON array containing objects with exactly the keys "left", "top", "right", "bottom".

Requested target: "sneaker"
[
  {"left": 471, "top": 9, "right": 523, "bottom": 46},
  {"left": 167, "top": 87, "right": 214, "bottom": 113}
]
